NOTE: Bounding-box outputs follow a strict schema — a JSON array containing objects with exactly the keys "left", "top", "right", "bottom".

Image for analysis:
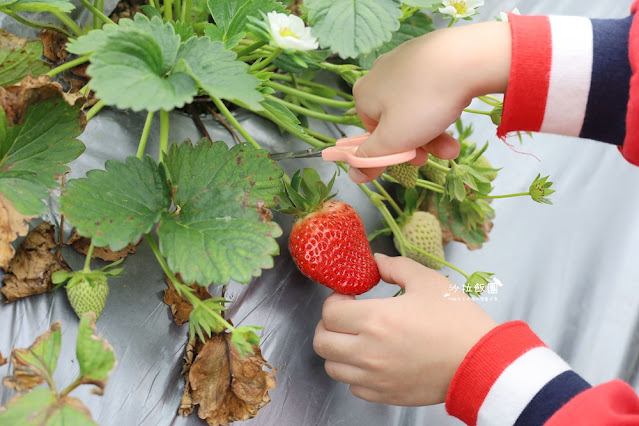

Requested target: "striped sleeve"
[
  {"left": 445, "top": 321, "right": 639, "bottom": 425},
  {"left": 497, "top": 7, "right": 639, "bottom": 166}
]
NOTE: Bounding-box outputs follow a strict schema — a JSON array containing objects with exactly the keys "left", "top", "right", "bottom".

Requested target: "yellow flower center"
[
  {"left": 279, "top": 27, "right": 299, "bottom": 39},
  {"left": 452, "top": 1, "right": 467, "bottom": 15}
]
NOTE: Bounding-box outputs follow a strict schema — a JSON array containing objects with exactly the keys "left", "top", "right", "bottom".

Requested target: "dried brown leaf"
[
  {"left": 0, "top": 29, "right": 28, "bottom": 50},
  {"left": 1, "top": 222, "right": 71, "bottom": 303},
  {"left": 66, "top": 230, "right": 138, "bottom": 262},
  {"left": 39, "top": 30, "right": 68, "bottom": 63},
  {"left": 163, "top": 276, "right": 211, "bottom": 326},
  {"left": 0, "top": 352, "right": 7, "bottom": 367},
  {"left": 0, "top": 192, "right": 36, "bottom": 270},
  {"left": 183, "top": 333, "right": 276, "bottom": 425},
  {"left": 2, "top": 322, "right": 60, "bottom": 392},
  {"left": 0, "top": 75, "right": 86, "bottom": 126}
]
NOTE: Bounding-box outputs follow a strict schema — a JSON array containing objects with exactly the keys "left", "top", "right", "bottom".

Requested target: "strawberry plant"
[{"left": 0, "top": 0, "right": 555, "bottom": 423}]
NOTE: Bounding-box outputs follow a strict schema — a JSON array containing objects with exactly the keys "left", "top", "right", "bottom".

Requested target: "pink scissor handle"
[{"left": 321, "top": 133, "right": 417, "bottom": 168}]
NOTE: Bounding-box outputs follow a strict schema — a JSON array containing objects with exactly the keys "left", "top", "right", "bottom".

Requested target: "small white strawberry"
[
  {"left": 394, "top": 211, "right": 445, "bottom": 269},
  {"left": 387, "top": 162, "right": 419, "bottom": 188},
  {"left": 66, "top": 275, "right": 109, "bottom": 319},
  {"left": 419, "top": 156, "right": 449, "bottom": 186}
]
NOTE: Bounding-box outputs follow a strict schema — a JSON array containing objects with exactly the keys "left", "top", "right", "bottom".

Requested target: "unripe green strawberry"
[
  {"left": 386, "top": 162, "right": 418, "bottom": 188},
  {"left": 393, "top": 211, "right": 445, "bottom": 270},
  {"left": 475, "top": 155, "right": 498, "bottom": 181},
  {"left": 419, "top": 156, "right": 449, "bottom": 186},
  {"left": 66, "top": 274, "right": 109, "bottom": 319}
]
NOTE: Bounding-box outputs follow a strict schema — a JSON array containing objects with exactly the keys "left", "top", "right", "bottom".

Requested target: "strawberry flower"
[
  {"left": 266, "top": 11, "right": 318, "bottom": 52},
  {"left": 438, "top": 0, "right": 484, "bottom": 20}
]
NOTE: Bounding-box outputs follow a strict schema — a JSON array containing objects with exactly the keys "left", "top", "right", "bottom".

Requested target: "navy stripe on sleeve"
[
  {"left": 579, "top": 16, "right": 633, "bottom": 146},
  {"left": 514, "top": 370, "right": 591, "bottom": 426}
]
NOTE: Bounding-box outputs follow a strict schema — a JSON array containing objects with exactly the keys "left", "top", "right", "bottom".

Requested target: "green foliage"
[
  {"left": 359, "top": 12, "right": 435, "bottom": 69},
  {"left": 278, "top": 168, "right": 337, "bottom": 216},
  {"left": 261, "top": 98, "right": 305, "bottom": 134},
  {"left": 0, "top": 98, "right": 85, "bottom": 215},
  {"left": 464, "top": 271, "right": 494, "bottom": 297},
  {"left": 401, "top": 0, "right": 440, "bottom": 7},
  {"left": 231, "top": 325, "right": 262, "bottom": 356},
  {"left": 0, "top": 36, "right": 49, "bottom": 86},
  {"left": 59, "top": 155, "right": 171, "bottom": 250},
  {"left": 188, "top": 297, "right": 228, "bottom": 341},
  {"left": 60, "top": 140, "right": 284, "bottom": 286},
  {"left": 0, "top": 316, "right": 116, "bottom": 424},
  {"left": 68, "top": 14, "right": 263, "bottom": 111},
  {"left": 0, "top": 0, "right": 74, "bottom": 14},
  {"left": 529, "top": 174, "right": 555, "bottom": 204},
  {"left": 305, "top": 0, "right": 402, "bottom": 59},
  {"left": 206, "top": 0, "right": 286, "bottom": 48}
]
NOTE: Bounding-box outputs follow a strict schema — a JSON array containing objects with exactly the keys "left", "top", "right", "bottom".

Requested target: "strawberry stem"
[
  {"left": 144, "top": 233, "right": 238, "bottom": 334},
  {"left": 159, "top": 109, "right": 170, "bottom": 162},
  {"left": 211, "top": 96, "right": 261, "bottom": 150},
  {"left": 270, "top": 73, "right": 354, "bottom": 100},
  {"left": 371, "top": 180, "right": 403, "bottom": 216},
  {"left": 266, "top": 95, "right": 364, "bottom": 127},
  {"left": 83, "top": 241, "right": 95, "bottom": 273},
  {"left": 249, "top": 48, "right": 283, "bottom": 72},
  {"left": 137, "top": 111, "right": 154, "bottom": 159},
  {"left": 46, "top": 56, "right": 90, "bottom": 78},
  {"left": 265, "top": 81, "right": 355, "bottom": 109},
  {"left": 468, "top": 191, "right": 530, "bottom": 200},
  {"left": 85, "top": 100, "right": 105, "bottom": 121}
]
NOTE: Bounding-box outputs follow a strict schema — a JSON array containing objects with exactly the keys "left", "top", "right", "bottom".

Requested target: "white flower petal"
[
  {"left": 438, "top": 5, "right": 458, "bottom": 16},
  {"left": 266, "top": 11, "right": 318, "bottom": 51}
]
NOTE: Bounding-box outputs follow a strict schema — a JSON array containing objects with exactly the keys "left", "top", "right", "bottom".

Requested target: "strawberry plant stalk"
[
  {"left": 159, "top": 109, "right": 170, "bottom": 160},
  {"left": 86, "top": 100, "right": 105, "bottom": 121},
  {"left": 50, "top": 11, "right": 83, "bottom": 36},
  {"left": 270, "top": 74, "right": 354, "bottom": 100},
  {"left": 77, "top": 0, "right": 113, "bottom": 26},
  {"left": 265, "top": 81, "right": 355, "bottom": 109},
  {"left": 4, "top": 12, "right": 72, "bottom": 37},
  {"left": 46, "top": 56, "right": 90, "bottom": 77},
  {"left": 249, "top": 48, "right": 283, "bottom": 72},
  {"left": 266, "top": 96, "right": 363, "bottom": 126},
  {"left": 211, "top": 96, "right": 261, "bottom": 150},
  {"left": 236, "top": 40, "right": 269, "bottom": 57},
  {"left": 137, "top": 111, "right": 155, "bottom": 158}
]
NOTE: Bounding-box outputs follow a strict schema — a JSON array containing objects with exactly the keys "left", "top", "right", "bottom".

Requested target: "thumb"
[
  {"left": 348, "top": 115, "right": 398, "bottom": 183},
  {"left": 374, "top": 253, "right": 446, "bottom": 293},
  {"left": 325, "top": 292, "right": 356, "bottom": 304}
]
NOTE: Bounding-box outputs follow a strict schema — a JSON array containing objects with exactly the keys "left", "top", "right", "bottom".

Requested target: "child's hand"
[
  {"left": 313, "top": 254, "right": 498, "bottom": 406},
  {"left": 349, "top": 22, "right": 511, "bottom": 183}
]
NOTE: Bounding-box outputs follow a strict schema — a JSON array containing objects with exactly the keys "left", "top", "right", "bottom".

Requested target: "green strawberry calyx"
[
  {"left": 51, "top": 258, "right": 125, "bottom": 291},
  {"left": 277, "top": 168, "right": 337, "bottom": 217}
]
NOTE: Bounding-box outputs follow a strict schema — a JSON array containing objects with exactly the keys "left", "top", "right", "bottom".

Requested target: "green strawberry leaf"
[
  {"left": 65, "top": 24, "right": 118, "bottom": 56},
  {"left": 75, "top": 313, "right": 116, "bottom": 393},
  {"left": 207, "top": 0, "right": 286, "bottom": 46},
  {"left": 2, "top": 322, "right": 61, "bottom": 392},
  {"left": 159, "top": 140, "right": 284, "bottom": 285},
  {"left": 174, "top": 35, "right": 263, "bottom": 110},
  {"left": 157, "top": 186, "right": 282, "bottom": 285},
  {"left": 261, "top": 98, "right": 305, "bottom": 134},
  {"left": 172, "top": 20, "right": 196, "bottom": 42},
  {"left": 305, "top": 0, "right": 402, "bottom": 59},
  {"left": 203, "top": 23, "right": 245, "bottom": 48},
  {"left": 0, "top": 387, "right": 97, "bottom": 425},
  {"left": 164, "top": 139, "right": 284, "bottom": 208},
  {"left": 359, "top": 12, "right": 434, "bottom": 69},
  {"left": 0, "top": 97, "right": 86, "bottom": 215},
  {"left": 87, "top": 22, "right": 197, "bottom": 111},
  {"left": 0, "top": 0, "right": 74, "bottom": 13},
  {"left": 0, "top": 31, "right": 50, "bottom": 87},
  {"left": 401, "top": 0, "right": 439, "bottom": 8},
  {"left": 59, "top": 155, "right": 172, "bottom": 251}
]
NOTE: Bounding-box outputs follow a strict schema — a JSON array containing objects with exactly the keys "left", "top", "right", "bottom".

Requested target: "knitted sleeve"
[
  {"left": 445, "top": 321, "right": 639, "bottom": 425},
  {"left": 497, "top": 2, "right": 639, "bottom": 166}
]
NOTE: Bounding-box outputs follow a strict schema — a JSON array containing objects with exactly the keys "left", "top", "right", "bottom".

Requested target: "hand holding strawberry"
[
  {"left": 313, "top": 254, "right": 497, "bottom": 406},
  {"left": 279, "top": 169, "right": 380, "bottom": 295}
]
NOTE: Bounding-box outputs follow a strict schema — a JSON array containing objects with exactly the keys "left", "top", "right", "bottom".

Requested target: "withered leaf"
[
  {"left": 0, "top": 352, "right": 7, "bottom": 366},
  {"left": 0, "top": 29, "right": 28, "bottom": 51},
  {"left": 0, "top": 192, "right": 36, "bottom": 270},
  {"left": 164, "top": 275, "right": 211, "bottom": 326},
  {"left": 1, "top": 222, "right": 71, "bottom": 303},
  {"left": 2, "top": 322, "right": 61, "bottom": 392},
  {"left": 39, "top": 30, "right": 69, "bottom": 63},
  {"left": 66, "top": 230, "right": 138, "bottom": 262},
  {"left": 182, "top": 333, "right": 276, "bottom": 425},
  {"left": 0, "top": 75, "right": 86, "bottom": 126}
]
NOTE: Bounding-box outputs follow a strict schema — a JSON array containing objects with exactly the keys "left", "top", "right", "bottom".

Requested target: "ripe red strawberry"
[{"left": 280, "top": 169, "right": 380, "bottom": 295}]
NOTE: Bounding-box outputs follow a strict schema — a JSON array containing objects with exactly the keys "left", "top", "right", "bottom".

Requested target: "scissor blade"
[{"left": 269, "top": 146, "right": 326, "bottom": 161}]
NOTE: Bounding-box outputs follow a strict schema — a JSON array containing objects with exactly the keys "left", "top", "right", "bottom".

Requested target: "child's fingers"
[
  {"left": 426, "top": 132, "right": 460, "bottom": 159},
  {"left": 324, "top": 361, "right": 371, "bottom": 388},
  {"left": 313, "top": 321, "right": 361, "bottom": 364},
  {"left": 374, "top": 253, "right": 446, "bottom": 293},
  {"left": 320, "top": 292, "right": 368, "bottom": 334}
]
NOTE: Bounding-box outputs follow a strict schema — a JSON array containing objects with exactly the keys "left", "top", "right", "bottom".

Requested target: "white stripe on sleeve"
[
  {"left": 540, "top": 16, "right": 593, "bottom": 136},
  {"left": 476, "top": 346, "right": 571, "bottom": 426}
]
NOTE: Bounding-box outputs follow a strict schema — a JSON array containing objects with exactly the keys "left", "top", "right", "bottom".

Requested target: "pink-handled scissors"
[{"left": 268, "top": 132, "right": 417, "bottom": 168}]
